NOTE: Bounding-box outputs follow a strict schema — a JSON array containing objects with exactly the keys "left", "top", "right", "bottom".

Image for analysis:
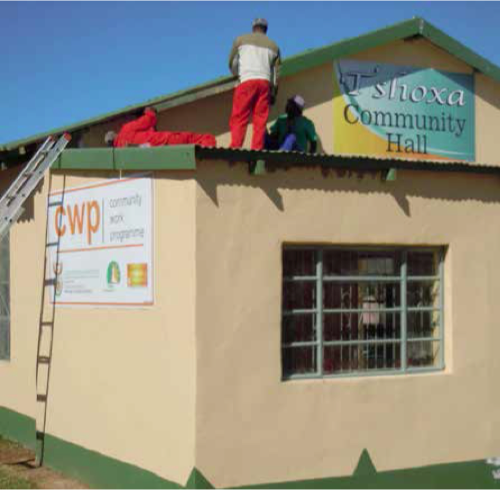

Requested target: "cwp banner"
[
  {"left": 334, "top": 60, "right": 475, "bottom": 161},
  {"left": 47, "top": 175, "right": 154, "bottom": 307}
]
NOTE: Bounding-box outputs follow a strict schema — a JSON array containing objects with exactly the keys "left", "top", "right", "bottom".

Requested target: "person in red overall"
[
  {"left": 228, "top": 18, "right": 281, "bottom": 150},
  {"left": 106, "top": 107, "right": 216, "bottom": 148}
]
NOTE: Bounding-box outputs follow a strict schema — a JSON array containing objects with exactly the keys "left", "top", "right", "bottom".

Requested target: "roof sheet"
[{"left": 196, "top": 147, "right": 500, "bottom": 175}]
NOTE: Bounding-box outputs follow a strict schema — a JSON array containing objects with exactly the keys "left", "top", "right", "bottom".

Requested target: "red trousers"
[
  {"left": 115, "top": 129, "right": 216, "bottom": 148},
  {"left": 114, "top": 109, "right": 216, "bottom": 148},
  {"left": 229, "top": 79, "right": 270, "bottom": 150},
  {"left": 148, "top": 131, "right": 216, "bottom": 147}
]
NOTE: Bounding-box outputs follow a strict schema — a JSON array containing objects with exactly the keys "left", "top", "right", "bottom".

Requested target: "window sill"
[{"left": 282, "top": 365, "right": 447, "bottom": 383}]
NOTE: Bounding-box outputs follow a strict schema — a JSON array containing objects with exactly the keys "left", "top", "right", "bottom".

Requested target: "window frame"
[{"left": 281, "top": 245, "right": 445, "bottom": 381}]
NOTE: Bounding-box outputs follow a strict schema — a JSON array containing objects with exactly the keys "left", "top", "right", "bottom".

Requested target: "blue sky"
[{"left": 1, "top": 1, "right": 499, "bottom": 144}]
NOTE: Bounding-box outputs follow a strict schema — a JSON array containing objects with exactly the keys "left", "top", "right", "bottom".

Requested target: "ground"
[{"left": 0, "top": 436, "right": 86, "bottom": 489}]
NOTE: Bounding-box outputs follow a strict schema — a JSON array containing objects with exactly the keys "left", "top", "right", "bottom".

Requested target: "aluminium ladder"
[
  {"left": 0, "top": 134, "right": 70, "bottom": 466},
  {"left": 0, "top": 134, "right": 71, "bottom": 241}
]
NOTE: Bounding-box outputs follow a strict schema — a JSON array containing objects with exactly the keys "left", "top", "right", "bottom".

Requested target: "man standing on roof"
[
  {"left": 266, "top": 95, "right": 318, "bottom": 153},
  {"left": 106, "top": 107, "right": 216, "bottom": 148},
  {"left": 228, "top": 18, "right": 281, "bottom": 150}
]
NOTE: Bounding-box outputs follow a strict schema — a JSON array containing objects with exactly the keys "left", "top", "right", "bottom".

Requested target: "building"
[{"left": 0, "top": 17, "right": 499, "bottom": 489}]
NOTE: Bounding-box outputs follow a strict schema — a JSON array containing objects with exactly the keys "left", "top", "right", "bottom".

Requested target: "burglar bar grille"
[{"left": 281, "top": 246, "right": 444, "bottom": 379}]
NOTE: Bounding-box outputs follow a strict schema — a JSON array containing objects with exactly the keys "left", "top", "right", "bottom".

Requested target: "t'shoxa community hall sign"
[{"left": 334, "top": 60, "right": 475, "bottom": 161}]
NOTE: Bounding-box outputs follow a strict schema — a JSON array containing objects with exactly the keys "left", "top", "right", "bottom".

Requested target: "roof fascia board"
[
  {"left": 281, "top": 18, "right": 419, "bottom": 77},
  {"left": 52, "top": 148, "right": 114, "bottom": 170},
  {"left": 422, "top": 21, "right": 500, "bottom": 82},
  {"left": 113, "top": 146, "right": 196, "bottom": 170},
  {"left": 52, "top": 146, "right": 197, "bottom": 171}
]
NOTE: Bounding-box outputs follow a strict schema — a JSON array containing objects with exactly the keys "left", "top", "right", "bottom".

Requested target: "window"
[
  {"left": 0, "top": 232, "right": 10, "bottom": 360},
  {"left": 281, "top": 246, "right": 444, "bottom": 379}
]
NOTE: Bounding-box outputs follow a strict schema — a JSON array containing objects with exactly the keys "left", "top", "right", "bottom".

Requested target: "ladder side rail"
[
  {"left": 0, "top": 207, "right": 25, "bottom": 242},
  {"left": 0, "top": 153, "right": 48, "bottom": 207},
  {"left": 18, "top": 136, "right": 55, "bottom": 175},
  {"left": 0, "top": 137, "right": 56, "bottom": 209},
  {"left": 2, "top": 134, "right": 70, "bottom": 211},
  {"left": 18, "top": 134, "right": 71, "bottom": 197},
  {"left": 0, "top": 135, "right": 70, "bottom": 240}
]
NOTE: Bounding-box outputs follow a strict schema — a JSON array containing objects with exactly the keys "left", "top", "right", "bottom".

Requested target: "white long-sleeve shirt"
[{"left": 229, "top": 32, "right": 281, "bottom": 86}]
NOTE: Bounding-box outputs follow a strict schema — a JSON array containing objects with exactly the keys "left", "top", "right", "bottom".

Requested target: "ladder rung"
[
  {"left": 47, "top": 201, "right": 64, "bottom": 208},
  {"left": 44, "top": 279, "right": 56, "bottom": 286},
  {"left": 38, "top": 356, "right": 51, "bottom": 364},
  {"left": 40, "top": 321, "right": 53, "bottom": 326},
  {"left": 46, "top": 242, "right": 59, "bottom": 248},
  {"left": 36, "top": 394, "right": 47, "bottom": 403},
  {"left": 36, "top": 431, "right": 45, "bottom": 441}
]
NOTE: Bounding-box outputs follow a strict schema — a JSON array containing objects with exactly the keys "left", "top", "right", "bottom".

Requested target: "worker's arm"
[
  {"left": 228, "top": 38, "right": 240, "bottom": 75},
  {"left": 126, "top": 108, "right": 157, "bottom": 133},
  {"left": 269, "top": 48, "right": 281, "bottom": 106},
  {"left": 271, "top": 48, "right": 281, "bottom": 90},
  {"left": 306, "top": 119, "right": 318, "bottom": 154},
  {"left": 264, "top": 119, "right": 280, "bottom": 150},
  {"left": 269, "top": 119, "right": 279, "bottom": 138}
]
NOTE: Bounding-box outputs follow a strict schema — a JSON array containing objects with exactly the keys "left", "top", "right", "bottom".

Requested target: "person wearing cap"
[
  {"left": 105, "top": 107, "right": 216, "bottom": 148},
  {"left": 266, "top": 95, "right": 318, "bottom": 153},
  {"left": 228, "top": 18, "right": 281, "bottom": 150}
]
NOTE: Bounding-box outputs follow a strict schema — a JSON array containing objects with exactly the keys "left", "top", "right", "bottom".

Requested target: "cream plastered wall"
[
  {"left": 0, "top": 166, "right": 38, "bottom": 419},
  {"left": 194, "top": 161, "right": 499, "bottom": 488},
  {"left": 475, "top": 73, "right": 500, "bottom": 165},
  {"left": 0, "top": 168, "right": 197, "bottom": 485},
  {"left": 81, "top": 38, "right": 498, "bottom": 165}
]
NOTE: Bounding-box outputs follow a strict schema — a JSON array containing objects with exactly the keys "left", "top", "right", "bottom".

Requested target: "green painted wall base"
[
  {"left": 0, "top": 406, "right": 498, "bottom": 489},
  {"left": 42, "top": 433, "right": 183, "bottom": 489},
  {"left": 0, "top": 405, "right": 36, "bottom": 450},
  {"left": 237, "top": 449, "right": 499, "bottom": 489},
  {"left": 0, "top": 406, "right": 182, "bottom": 489},
  {"left": 186, "top": 468, "right": 215, "bottom": 489}
]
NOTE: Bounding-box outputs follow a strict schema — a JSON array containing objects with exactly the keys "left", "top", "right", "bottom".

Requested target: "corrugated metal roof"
[
  {"left": 0, "top": 17, "right": 499, "bottom": 154},
  {"left": 195, "top": 147, "right": 500, "bottom": 175}
]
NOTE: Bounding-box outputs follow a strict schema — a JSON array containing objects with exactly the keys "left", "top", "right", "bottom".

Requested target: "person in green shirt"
[{"left": 265, "top": 95, "right": 318, "bottom": 153}]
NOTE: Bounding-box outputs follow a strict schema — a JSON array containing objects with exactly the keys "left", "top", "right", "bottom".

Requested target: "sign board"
[
  {"left": 47, "top": 175, "right": 154, "bottom": 307},
  {"left": 334, "top": 60, "right": 475, "bottom": 161}
]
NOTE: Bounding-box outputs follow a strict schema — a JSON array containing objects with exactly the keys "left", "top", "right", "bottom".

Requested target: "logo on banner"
[{"left": 107, "top": 261, "right": 121, "bottom": 288}]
